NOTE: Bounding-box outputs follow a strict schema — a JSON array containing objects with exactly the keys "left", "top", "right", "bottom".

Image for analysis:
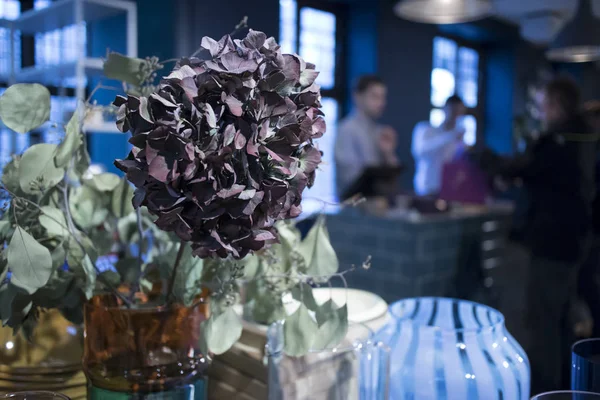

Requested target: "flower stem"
[{"left": 166, "top": 240, "right": 187, "bottom": 303}]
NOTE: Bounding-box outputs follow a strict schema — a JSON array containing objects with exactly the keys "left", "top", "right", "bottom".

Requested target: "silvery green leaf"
[
  {"left": 55, "top": 107, "right": 82, "bottom": 168},
  {"left": 312, "top": 302, "right": 348, "bottom": 351},
  {"left": 243, "top": 254, "right": 260, "bottom": 279},
  {"left": 0, "top": 83, "right": 50, "bottom": 133},
  {"left": 251, "top": 288, "right": 285, "bottom": 324},
  {"left": 1, "top": 157, "right": 21, "bottom": 194},
  {"left": 39, "top": 206, "right": 68, "bottom": 238},
  {"left": 111, "top": 178, "right": 134, "bottom": 218},
  {"left": 0, "top": 220, "right": 11, "bottom": 240},
  {"left": 99, "top": 270, "right": 121, "bottom": 287},
  {"left": 7, "top": 227, "right": 52, "bottom": 294},
  {"left": 297, "top": 217, "right": 338, "bottom": 280},
  {"left": 50, "top": 245, "right": 66, "bottom": 271},
  {"left": 115, "top": 257, "right": 138, "bottom": 283},
  {"left": 0, "top": 284, "right": 31, "bottom": 327},
  {"left": 85, "top": 173, "right": 121, "bottom": 192},
  {"left": 69, "top": 186, "right": 109, "bottom": 229},
  {"left": 291, "top": 282, "right": 318, "bottom": 311},
  {"left": 76, "top": 255, "right": 96, "bottom": 299},
  {"left": 18, "top": 143, "right": 64, "bottom": 194},
  {"left": 104, "top": 52, "right": 150, "bottom": 86},
  {"left": 283, "top": 303, "right": 318, "bottom": 357},
  {"left": 275, "top": 221, "right": 301, "bottom": 250},
  {"left": 203, "top": 307, "right": 242, "bottom": 355}
]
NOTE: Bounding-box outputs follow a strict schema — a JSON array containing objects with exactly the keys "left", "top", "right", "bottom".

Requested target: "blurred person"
[
  {"left": 474, "top": 77, "right": 596, "bottom": 394},
  {"left": 334, "top": 75, "right": 399, "bottom": 198},
  {"left": 577, "top": 101, "right": 600, "bottom": 337},
  {"left": 412, "top": 95, "right": 466, "bottom": 196}
]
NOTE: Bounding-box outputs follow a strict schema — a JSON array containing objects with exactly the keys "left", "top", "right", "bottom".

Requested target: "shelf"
[
  {"left": 15, "top": 57, "right": 104, "bottom": 86},
  {"left": 0, "top": 18, "right": 13, "bottom": 29},
  {"left": 83, "top": 121, "right": 121, "bottom": 134},
  {"left": 15, "top": 0, "right": 135, "bottom": 35}
]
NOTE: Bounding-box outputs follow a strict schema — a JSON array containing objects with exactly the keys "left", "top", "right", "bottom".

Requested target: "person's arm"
[{"left": 411, "top": 123, "right": 462, "bottom": 159}]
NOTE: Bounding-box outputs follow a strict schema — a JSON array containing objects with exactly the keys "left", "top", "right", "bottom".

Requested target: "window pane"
[
  {"left": 279, "top": 0, "right": 297, "bottom": 54},
  {"left": 457, "top": 47, "right": 479, "bottom": 108},
  {"left": 431, "top": 37, "right": 457, "bottom": 108},
  {"left": 299, "top": 7, "right": 336, "bottom": 89},
  {"left": 429, "top": 108, "right": 445, "bottom": 128},
  {"left": 301, "top": 97, "right": 339, "bottom": 215},
  {"left": 462, "top": 115, "right": 477, "bottom": 146},
  {"left": 0, "top": 0, "right": 20, "bottom": 76}
]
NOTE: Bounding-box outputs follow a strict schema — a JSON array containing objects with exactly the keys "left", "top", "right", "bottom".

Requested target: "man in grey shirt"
[{"left": 334, "top": 75, "right": 399, "bottom": 198}]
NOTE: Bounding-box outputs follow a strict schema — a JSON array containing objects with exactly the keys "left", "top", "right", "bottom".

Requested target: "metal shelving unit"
[{"left": 5, "top": 0, "right": 137, "bottom": 104}]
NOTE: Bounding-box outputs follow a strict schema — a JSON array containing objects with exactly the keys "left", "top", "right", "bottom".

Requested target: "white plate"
[{"left": 312, "top": 288, "right": 388, "bottom": 324}]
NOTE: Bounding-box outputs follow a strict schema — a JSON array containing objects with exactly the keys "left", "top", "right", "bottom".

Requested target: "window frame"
[
  {"left": 430, "top": 34, "right": 485, "bottom": 144},
  {"left": 294, "top": 0, "right": 347, "bottom": 115}
]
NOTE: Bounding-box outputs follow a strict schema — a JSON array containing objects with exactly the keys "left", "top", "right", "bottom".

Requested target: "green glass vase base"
[{"left": 88, "top": 379, "right": 207, "bottom": 400}]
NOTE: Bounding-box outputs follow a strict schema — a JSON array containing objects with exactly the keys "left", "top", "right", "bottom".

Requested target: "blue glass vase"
[{"left": 375, "top": 297, "right": 530, "bottom": 400}]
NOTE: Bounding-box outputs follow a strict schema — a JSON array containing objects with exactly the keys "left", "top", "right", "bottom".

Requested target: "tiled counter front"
[{"left": 325, "top": 207, "right": 513, "bottom": 304}]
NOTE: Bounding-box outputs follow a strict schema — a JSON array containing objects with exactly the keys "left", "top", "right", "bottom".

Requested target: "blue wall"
[{"left": 86, "top": 0, "right": 177, "bottom": 174}]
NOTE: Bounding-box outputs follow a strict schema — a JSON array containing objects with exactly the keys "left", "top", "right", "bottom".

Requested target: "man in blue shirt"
[{"left": 334, "top": 75, "right": 399, "bottom": 199}]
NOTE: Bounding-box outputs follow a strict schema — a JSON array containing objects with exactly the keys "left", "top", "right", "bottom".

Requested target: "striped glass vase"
[{"left": 375, "top": 297, "right": 530, "bottom": 400}]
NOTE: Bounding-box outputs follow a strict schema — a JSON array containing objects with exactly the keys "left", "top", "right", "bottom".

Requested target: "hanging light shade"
[
  {"left": 547, "top": 0, "right": 600, "bottom": 63},
  {"left": 394, "top": 0, "right": 493, "bottom": 24}
]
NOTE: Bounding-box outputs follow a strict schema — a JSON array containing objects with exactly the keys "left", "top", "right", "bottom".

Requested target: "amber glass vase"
[{"left": 83, "top": 293, "right": 210, "bottom": 399}]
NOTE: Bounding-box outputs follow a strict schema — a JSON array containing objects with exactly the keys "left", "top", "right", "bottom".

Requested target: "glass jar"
[
  {"left": 375, "top": 297, "right": 530, "bottom": 400},
  {"left": 1, "top": 392, "right": 70, "bottom": 399},
  {"left": 83, "top": 293, "right": 210, "bottom": 399},
  {"left": 266, "top": 322, "right": 390, "bottom": 400}
]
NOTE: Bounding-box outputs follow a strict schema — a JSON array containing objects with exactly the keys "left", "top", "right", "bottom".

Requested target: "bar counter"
[{"left": 325, "top": 202, "right": 514, "bottom": 304}]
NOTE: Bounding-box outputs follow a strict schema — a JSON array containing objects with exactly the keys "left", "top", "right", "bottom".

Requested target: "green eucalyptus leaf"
[
  {"left": 88, "top": 229, "right": 113, "bottom": 257},
  {"left": 99, "top": 270, "right": 121, "bottom": 287},
  {"left": 312, "top": 302, "right": 348, "bottom": 351},
  {"left": 39, "top": 206, "right": 68, "bottom": 238},
  {"left": 69, "top": 186, "right": 109, "bottom": 229},
  {"left": 0, "top": 284, "right": 32, "bottom": 328},
  {"left": 0, "top": 220, "right": 12, "bottom": 240},
  {"left": 0, "top": 84, "right": 50, "bottom": 133},
  {"left": 203, "top": 307, "right": 242, "bottom": 355},
  {"left": 243, "top": 254, "right": 260, "bottom": 279},
  {"left": 297, "top": 218, "right": 339, "bottom": 280},
  {"left": 157, "top": 244, "right": 203, "bottom": 306},
  {"left": 55, "top": 108, "right": 83, "bottom": 168},
  {"left": 1, "top": 157, "right": 21, "bottom": 194},
  {"left": 19, "top": 143, "right": 64, "bottom": 194},
  {"left": 76, "top": 255, "right": 96, "bottom": 299},
  {"left": 111, "top": 178, "right": 134, "bottom": 218},
  {"left": 291, "top": 282, "right": 318, "bottom": 311},
  {"left": 7, "top": 227, "right": 52, "bottom": 294},
  {"left": 50, "top": 245, "right": 66, "bottom": 271},
  {"left": 276, "top": 221, "right": 301, "bottom": 250},
  {"left": 84, "top": 173, "right": 121, "bottom": 192},
  {"left": 104, "top": 52, "right": 150, "bottom": 86},
  {"left": 283, "top": 303, "right": 318, "bottom": 357}
]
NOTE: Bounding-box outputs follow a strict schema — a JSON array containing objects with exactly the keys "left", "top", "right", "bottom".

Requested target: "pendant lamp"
[
  {"left": 394, "top": 0, "right": 493, "bottom": 24},
  {"left": 546, "top": 0, "right": 600, "bottom": 63}
]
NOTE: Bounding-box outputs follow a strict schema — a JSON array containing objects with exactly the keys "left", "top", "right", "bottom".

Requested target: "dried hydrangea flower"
[{"left": 115, "top": 30, "right": 325, "bottom": 259}]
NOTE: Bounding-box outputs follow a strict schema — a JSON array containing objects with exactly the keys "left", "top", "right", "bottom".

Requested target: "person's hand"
[
  {"left": 455, "top": 127, "right": 466, "bottom": 142},
  {"left": 379, "top": 126, "right": 399, "bottom": 165},
  {"left": 379, "top": 126, "right": 397, "bottom": 153}
]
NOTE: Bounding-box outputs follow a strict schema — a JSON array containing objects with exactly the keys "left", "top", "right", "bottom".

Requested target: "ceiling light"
[
  {"left": 394, "top": 0, "right": 493, "bottom": 24},
  {"left": 547, "top": 0, "right": 600, "bottom": 63}
]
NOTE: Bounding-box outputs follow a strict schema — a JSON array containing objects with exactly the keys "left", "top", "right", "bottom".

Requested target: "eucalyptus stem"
[
  {"left": 60, "top": 181, "right": 133, "bottom": 308},
  {"left": 166, "top": 240, "right": 187, "bottom": 303},
  {"left": 128, "top": 207, "right": 144, "bottom": 301}
]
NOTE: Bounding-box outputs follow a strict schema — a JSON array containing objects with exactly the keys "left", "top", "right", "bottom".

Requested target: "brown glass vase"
[{"left": 83, "top": 293, "right": 210, "bottom": 399}]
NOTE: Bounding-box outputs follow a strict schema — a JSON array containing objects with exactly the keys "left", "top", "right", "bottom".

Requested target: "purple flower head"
[{"left": 114, "top": 30, "right": 325, "bottom": 259}]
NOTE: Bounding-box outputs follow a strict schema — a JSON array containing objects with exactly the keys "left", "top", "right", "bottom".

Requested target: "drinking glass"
[
  {"left": 531, "top": 390, "right": 600, "bottom": 399},
  {"left": 266, "top": 322, "right": 390, "bottom": 400},
  {"left": 572, "top": 339, "right": 600, "bottom": 393},
  {"left": 1, "top": 392, "right": 71, "bottom": 399}
]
